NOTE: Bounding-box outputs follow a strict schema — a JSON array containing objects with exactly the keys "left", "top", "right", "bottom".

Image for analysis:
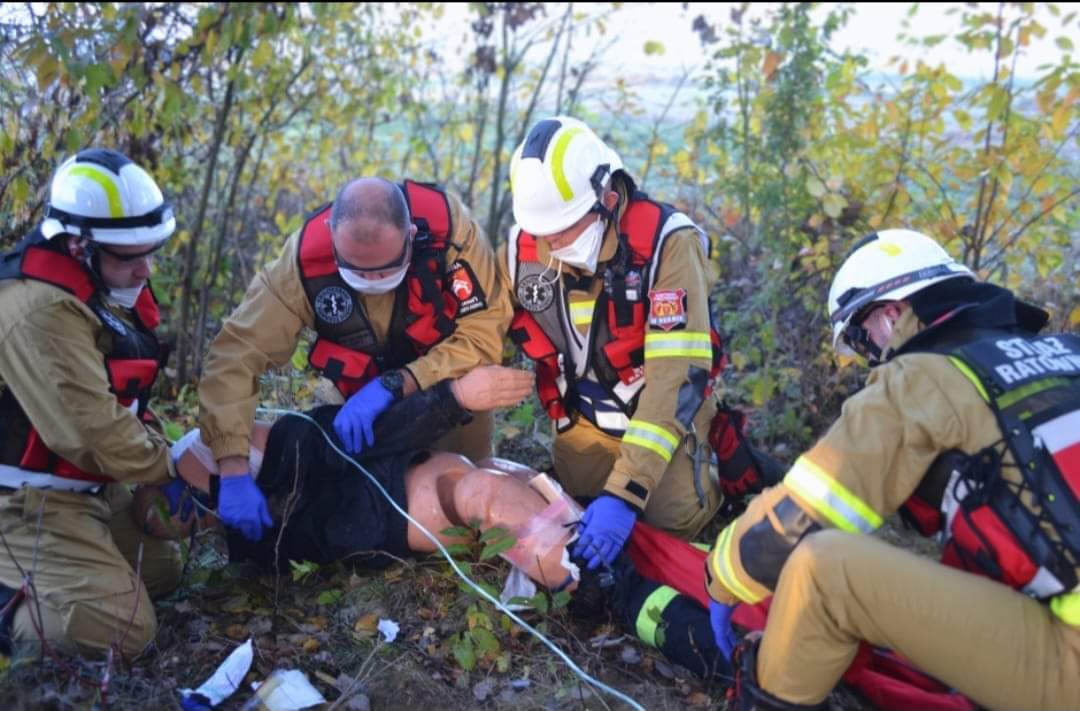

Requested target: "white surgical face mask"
[
  {"left": 549, "top": 217, "right": 605, "bottom": 273},
  {"left": 338, "top": 266, "right": 408, "bottom": 294},
  {"left": 108, "top": 286, "right": 143, "bottom": 309}
]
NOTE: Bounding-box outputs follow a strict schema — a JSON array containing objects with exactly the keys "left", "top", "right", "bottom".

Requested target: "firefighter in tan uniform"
[
  {"left": 0, "top": 150, "right": 184, "bottom": 657},
  {"left": 706, "top": 229, "right": 1080, "bottom": 711},
  {"left": 199, "top": 177, "right": 511, "bottom": 542},
  {"left": 500, "top": 116, "right": 766, "bottom": 570}
]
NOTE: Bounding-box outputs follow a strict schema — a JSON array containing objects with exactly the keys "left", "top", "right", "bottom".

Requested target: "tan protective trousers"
[
  {"left": 0, "top": 484, "right": 182, "bottom": 659},
  {"left": 759, "top": 529, "right": 1080, "bottom": 710},
  {"left": 551, "top": 401, "right": 721, "bottom": 540},
  {"left": 433, "top": 409, "right": 494, "bottom": 462}
]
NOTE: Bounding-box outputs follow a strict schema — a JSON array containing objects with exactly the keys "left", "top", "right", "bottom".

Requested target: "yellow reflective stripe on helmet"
[
  {"left": 708, "top": 522, "right": 763, "bottom": 603},
  {"left": 551, "top": 127, "right": 585, "bottom": 201},
  {"left": 948, "top": 356, "right": 990, "bottom": 402},
  {"left": 69, "top": 165, "right": 123, "bottom": 218},
  {"left": 622, "top": 420, "right": 679, "bottom": 462},
  {"left": 784, "top": 457, "right": 883, "bottom": 534},
  {"left": 635, "top": 585, "right": 678, "bottom": 647},
  {"left": 570, "top": 299, "right": 596, "bottom": 326},
  {"left": 644, "top": 332, "right": 712, "bottom": 360},
  {"left": 1051, "top": 591, "right": 1080, "bottom": 626}
]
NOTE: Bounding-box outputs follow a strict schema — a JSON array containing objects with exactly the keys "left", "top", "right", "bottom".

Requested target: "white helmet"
[
  {"left": 510, "top": 116, "right": 624, "bottom": 235},
  {"left": 828, "top": 229, "right": 973, "bottom": 356},
  {"left": 41, "top": 149, "right": 175, "bottom": 246}
]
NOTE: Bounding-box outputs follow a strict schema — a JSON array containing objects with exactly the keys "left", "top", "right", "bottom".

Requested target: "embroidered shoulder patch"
[
  {"left": 648, "top": 289, "right": 688, "bottom": 331},
  {"left": 447, "top": 260, "right": 487, "bottom": 317}
]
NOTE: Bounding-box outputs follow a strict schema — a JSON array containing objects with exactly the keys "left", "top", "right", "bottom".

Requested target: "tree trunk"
[{"left": 176, "top": 74, "right": 236, "bottom": 386}]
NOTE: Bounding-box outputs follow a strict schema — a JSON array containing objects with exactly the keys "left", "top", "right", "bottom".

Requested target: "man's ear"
[
  {"left": 65, "top": 236, "right": 90, "bottom": 260},
  {"left": 409, "top": 222, "right": 418, "bottom": 239},
  {"left": 883, "top": 301, "right": 907, "bottom": 322},
  {"left": 602, "top": 189, "right": 619, "bottom": 212}
]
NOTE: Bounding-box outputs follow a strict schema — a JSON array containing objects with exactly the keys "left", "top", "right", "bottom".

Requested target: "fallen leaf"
[
  {"left": 473, "top": 679, "right": 495, "bottom": 702},
  {"left": 302, "top": 637, "right": 320, "bottom": 653},
  {"left": 225, "top": 624, "right": 246, "bottom": 640},
  {"left": 688, "top": 691, "right": 712, "bottom": 706},
  {"left": 654, "top": 659, "right": 675, "bottom": 680},
  {"left": 248, "top": 618, "right": 272, "bottom": 636},
  {"left": 619, "top": 645, "right": 642, "bottom": 665},
  {"left": 354, "top": 614, "right": 379, "bottom": 636}
]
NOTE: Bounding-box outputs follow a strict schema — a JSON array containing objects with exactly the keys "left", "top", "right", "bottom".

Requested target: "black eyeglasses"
[
  {"left": 332, "top": 233, "right": 412, "bottom": 276},
  {"left": 97, "top": 241, "right": 167, "bottom": 262}
]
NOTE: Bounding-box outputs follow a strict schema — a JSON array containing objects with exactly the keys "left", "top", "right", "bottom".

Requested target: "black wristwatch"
[{"left": 378, "top": 369, "right": 406, "bottom": 400}]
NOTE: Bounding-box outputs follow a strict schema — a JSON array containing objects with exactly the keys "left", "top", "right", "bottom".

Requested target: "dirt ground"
[{"left": 0, "top": 413, "right": 939, "bottom": 711}]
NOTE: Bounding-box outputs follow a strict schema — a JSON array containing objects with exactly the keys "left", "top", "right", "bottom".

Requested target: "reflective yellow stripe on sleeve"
[
  {"left": 948, "top": 356, "right": 990, "bottom": 402},
  {"left": 1051, "top": 591, "right": 1080, "bottom": 627},
  {"left": 570, "top": 300, "right": 596, "bottom": 327},
  {"left": 635, "top": 585, "right": 679, "bottom": 647},
  {"left": 622, "top": 420, "right": 679, "bottom": 462},
  {"left": 644, "top": 332, "right": 712, "bottom": 360},
  {"left": 708, "top": 522, "right": 763, "bottom": 603},
  {"left": 784, "top": 456, "right": 883, "bottom": 534}
]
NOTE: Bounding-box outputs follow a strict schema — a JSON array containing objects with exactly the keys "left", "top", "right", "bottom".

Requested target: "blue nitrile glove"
[
  {"left": 572, "top": 495, "right": 637, "bottom": 570},
  {"left": 161, "top": 477, "right": 195, "bottom": 521},
  {"left": 218, "top": 472, "right": 273, "bottom": 542},
  {"left": 709, "top": 599, "right": 738, "bottom": 661},
  {"left": 333, "top": 378, "right": 397, "bottom": 454}
]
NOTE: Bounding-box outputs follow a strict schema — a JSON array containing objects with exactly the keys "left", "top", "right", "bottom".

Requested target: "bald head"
[{"left": 330, "top": 177, "right": 410, "bottom": 237}]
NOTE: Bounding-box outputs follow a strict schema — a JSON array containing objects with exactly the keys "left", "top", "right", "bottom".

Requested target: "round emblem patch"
[
  {"left": 517, "top": 273, "right": 555, "bottom": 313},
  {"left": 314, "top": 286, "right": 353, "bottom": 324}
]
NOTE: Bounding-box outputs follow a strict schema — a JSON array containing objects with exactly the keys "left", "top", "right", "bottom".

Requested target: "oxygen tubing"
[{"left": 252, "top": 408, "right": 645, "bottom": 711}]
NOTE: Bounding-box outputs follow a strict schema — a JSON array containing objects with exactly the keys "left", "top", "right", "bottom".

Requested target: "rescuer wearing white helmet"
[
  {"left": 500, "top": 116, "right": 782, "bottom": 581},
  {"left": 0, "top": 149, "right": 186, "bottom": 657},
  {"left": 706, "top": 228, "right": 1080, "bottom": 710}
]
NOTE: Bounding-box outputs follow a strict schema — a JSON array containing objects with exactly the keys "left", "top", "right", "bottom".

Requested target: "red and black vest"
[
  {"left": 0, "top": 231, "right": 163, "bottom": 483},
  {"left": 901, "top": 331, "right": 1080, "bottom": 615},
  {"left": 507, "top": 192, "right": 725, "bottom": 435},
  {"left": 298, "top": 180, "right": 463, "bottom": 397}
]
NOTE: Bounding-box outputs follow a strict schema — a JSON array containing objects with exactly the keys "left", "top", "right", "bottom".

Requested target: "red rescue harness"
[
  {"left": 508, "top": 194, "right": 725, "bottom": 424},
  {"left": 901, "top": 332, "right": 1080, "bottom": 601},
  {"left": 0, "top": 235, "right": 163, "bottom": 483},
  {"left": 298, "top": 181, "right": 459, "bottom": 397}
]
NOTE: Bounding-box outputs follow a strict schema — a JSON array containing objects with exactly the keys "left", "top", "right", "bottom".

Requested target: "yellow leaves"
[
  {"left": 762, "top": 51, "right": 783, "bottom": 80},
  {"left": 1051, "top": 104, "right": 1071, "bottom": 138},
  {"left": 643, "top": 40, "right": 665, "bottom": 56},
  {"left": 672, "top": 149, "right": 694, "bottom": 181},
  {"left": 806, "top": 176, "right": 826, "bottom": 198},
  {"left": 822, "top": 193, "right": 847, "bottom": 219},
  {"left": 1070, "top": 306, "right": 1080, "bottom": 328},
  {"left": 251, "top": 39, "right": 273, "bottom": 68}
]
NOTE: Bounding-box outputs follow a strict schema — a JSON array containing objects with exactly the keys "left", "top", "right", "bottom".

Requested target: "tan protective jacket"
[
  {"left": 0, "top": 279, "right": 172, "bottom": 484},
  {"left": 706, "top": 309, "right": 1018, "bottom": 604},
  {"left": 199, "top": 190, "right": 511, "bottom": 462},
  {"left": 498, "top": 187, "right": 717, "bottom": 512}
]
